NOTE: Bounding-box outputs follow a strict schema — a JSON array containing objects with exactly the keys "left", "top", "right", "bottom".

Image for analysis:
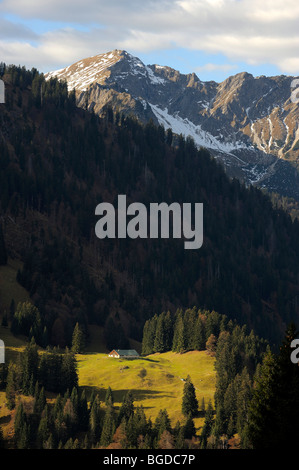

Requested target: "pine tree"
[
  {"left": 18, "top": 421, "right": 30, "bottom": 449},
  {"left": 34, "top": 384, "right": 46, "bottom": 414},
  {"left": 14, "top": 402, "right": 26, "bottom": 445},
  {"left": 192, "top": 315, "right": 205, "bottom": 350},
  {"left": 183, "top": 414, "right": 196, "bottom": 439},
  {"left": 37, "top": 406, "right": 50, "bottom": 448},
  {"left": 61, "top": 348, "right": 78, "bottom": 392},
  {"left": 21, "top": 338, "right": 39, "bottom": 395},
  {"left": 71, "top": 322, "right": 85, "bottom": 353},
  {"left": 172, "top": 310, "right": 186, "bottom": 353},
  {"left": 105, "top": 386, "right": 114, "bottom": 406},
  {"left": 100, "top": 404, "right": 116, "bottom": 447},
  {"left": 154, "top": 409, "right": 171, "bottom": 441},
  {"left": 6, "top": 362, "right": 17, "bottom": 410},
  {"left": 164, "top": 311, "right": 173, "bottom": 351},
  {"left": 118, "top": 390, "right": 134, "bottom": 424},
  {"left": 182, "top": 375, "right": 199, "bottom": 418},
  {"left": 142, "top": 315, "right": 158, "bottom": 355},
  {"left": 200, "top": 399, "right": 214, "bottom": 449},
  {"left": 247, "top": 324, "right": 299, "bottom": 449},
  {"left": 154, "top": 312, "right": 166, "bottom": 353},
  {"left": 89, "top": 394, "right": 101, "bottom": 444},
  {"left": 78, "top": 389, "right": 89, "bottom": 431}
]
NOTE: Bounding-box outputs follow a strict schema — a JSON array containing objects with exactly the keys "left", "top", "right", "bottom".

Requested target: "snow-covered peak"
[
  {"left": 45, "top": 50, "right": 125, "bottom": 91},
  {"left": 45, "top": 50, "right": 167, "bottom": 91}
]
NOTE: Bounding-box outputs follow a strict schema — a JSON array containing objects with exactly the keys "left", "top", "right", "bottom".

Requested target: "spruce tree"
[
  {"left": 61, "top": 348, "right": 78, "bottom": 392},
  {"left": 14, "top": 402, "right": 26, "bottom": 445},
  {"left": 200, "top": 400, "right": 214, "bottom": 449},
  {"left": 105, "top": 386, "right": 114, "bottom": 406},
  {"left": 37, "top": 406, "right": 50, "bottom": 448},
  {"left": 172, "top": 310, "right": 186, "bottom": 353},
  {"left": 6, "top": 362, "right": 17, "bottom": 410},
  {"left": 182, "top": 375, "right": 199, "bottom": 418},
  {"left": 118, "top": 390, "right": 134, "bottom": 424},
  {"left": 154, "top": 409, "right": 171, "bottom": 441},
  {"left": 142, "top": 315, "right": 158, "bottom": 355},
  {"left": 89, "top": 394, "right": 101, "bottom": 444},
  {"left": 71, "top": 322, "right": 85, "bottom": 353},
  {"left": 100, "top": 404, "right": 116, "bottom": 447},
  {"left": 184, "top": 414, "right": 196, "bottom": 439},
  {"left": 154, "top": 312, "right": 166, "bottom": 353},
  {"left": 247, "top": 324, "right": 299, "bottom": 449}
]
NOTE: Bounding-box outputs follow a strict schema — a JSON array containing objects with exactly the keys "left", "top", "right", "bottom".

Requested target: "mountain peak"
[{"left": 45, "top": 49, "right": 128, "bottom": 91}]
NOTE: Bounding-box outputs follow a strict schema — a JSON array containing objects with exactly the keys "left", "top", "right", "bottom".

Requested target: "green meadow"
[
  {"left": 0, "top": 259, "right": 216, "bottom": 436},
  {"left": 77, "top": 350, "right": 216, "bottom": 430}
]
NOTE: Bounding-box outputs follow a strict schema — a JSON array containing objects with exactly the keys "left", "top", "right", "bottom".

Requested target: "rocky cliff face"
[{"left": 46, "top": 50, "right": 299, "bottom": 200}]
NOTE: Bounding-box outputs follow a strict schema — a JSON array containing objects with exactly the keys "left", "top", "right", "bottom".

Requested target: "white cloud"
[
  {"left": 0, "top": 0, "right": 299, "bottom": 74},
  {"left": 196, "top": 63, "right": 237, "bottom": 73}
]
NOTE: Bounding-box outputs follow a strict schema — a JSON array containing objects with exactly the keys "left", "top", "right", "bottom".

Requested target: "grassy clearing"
[
  {"left": 0, "top": 307, "right": 216, "bottom": 437},
  {"left": 77, "top": 350, "right": 216, "bottom": 432}
]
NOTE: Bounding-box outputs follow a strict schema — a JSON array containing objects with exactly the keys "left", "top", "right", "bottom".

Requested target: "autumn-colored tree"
[
  {"left": 206, "top": 334, "right": 217, "bottom": 356},
  {"left": 158, "top": 430, "right": 175, "bottom": 449}
]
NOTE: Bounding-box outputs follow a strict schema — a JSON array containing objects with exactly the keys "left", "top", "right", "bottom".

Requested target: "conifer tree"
[
  {"left": 118, "top": 390, "right": 134, "bottom": 424},
  {"left": 192, "top": 315, "right": 205, "bottom": 350},
  {"left": 37, "top": 406, "right": 50, "bottom": 448},
  {"left": 154, "top": 312, "right": 166, "bottom": 353},
  {"left": 105, "top": 386, "right": 114, "bottom": 406},
  {"left": 71, "top": 322, "right": 85, "bottom": 353},
  {"left": 14, "top": 402, "right": 26, "bottom": 446},
  {"left": 61, "top": 348, "right": 78, "bottom": 392},
  {"left": 247, "top": 324, "right": 299, "bottom": 449},
  {"left": 172, "top": 310, "right": 186, "bottom": 353},
  {"left": 21, "top": 338, "right": 39, "bottom": 395},
  {"left": 154, "top": 409, "right": 171, "bottom": 441},
  {"left": 182, "top": 375, "right": 199, "bottom": 418},
  {"left": 6, "top": 362, "right": 17, "bottom": 410},
  {"left": 89, "top": 394, "right": 101, "bottom": 444},
  {"left": 142, "top": 315, "right": 158, "bottom": 355},
  {"left": 100, "top": 404, "right": 116, "bottom": 447},
  {"left": 78, "top": 389, "right": 89, "bottom": 431},
  {"left": 184, "top": 414, "right": 196, "bottom": 440},
  {"left": 200, "top": 399, "right": 214, "bottom": 449}
]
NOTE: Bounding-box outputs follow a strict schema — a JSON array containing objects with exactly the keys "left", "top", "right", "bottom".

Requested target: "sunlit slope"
[{"left": 77, "top": 350, "right": 216, "bottom": 431}]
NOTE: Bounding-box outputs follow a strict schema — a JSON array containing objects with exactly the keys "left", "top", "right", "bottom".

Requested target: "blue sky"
[{"left": 0, "top": 0, "right": 298, "bottom": 82}]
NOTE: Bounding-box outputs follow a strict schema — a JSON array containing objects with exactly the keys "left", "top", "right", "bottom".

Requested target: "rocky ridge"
[{"left": 46, "top": 50, "right": 299, "bottom": 200}]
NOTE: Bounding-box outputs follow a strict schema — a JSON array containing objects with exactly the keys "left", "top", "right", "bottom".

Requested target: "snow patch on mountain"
[{"left": 149, "top": 103, "right": 248, "bottom": 155}]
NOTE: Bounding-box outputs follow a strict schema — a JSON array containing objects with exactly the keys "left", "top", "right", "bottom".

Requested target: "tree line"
[
  {"left": 1, "top": 63, "right": 299, "bottom": 347},
  {"left": 141, "top": 306, "right": 269, "bottom": 448}
]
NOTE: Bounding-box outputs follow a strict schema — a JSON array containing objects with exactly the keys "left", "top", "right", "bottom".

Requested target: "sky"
[{"left": 0, "top": 0, "right": 299, "bottom": 82}]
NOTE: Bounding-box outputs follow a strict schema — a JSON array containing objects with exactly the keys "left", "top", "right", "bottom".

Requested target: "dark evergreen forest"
[
  {"left": 1, "top": 64, "right": 299, "bottom": 451},
  {"left": 1, "top": 63, "right": 299, "bottom": 350}
]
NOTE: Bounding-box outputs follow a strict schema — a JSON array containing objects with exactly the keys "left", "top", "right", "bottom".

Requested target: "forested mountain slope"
[{"left": 1, "top": 64, "right": 299, "bottom": 347}]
